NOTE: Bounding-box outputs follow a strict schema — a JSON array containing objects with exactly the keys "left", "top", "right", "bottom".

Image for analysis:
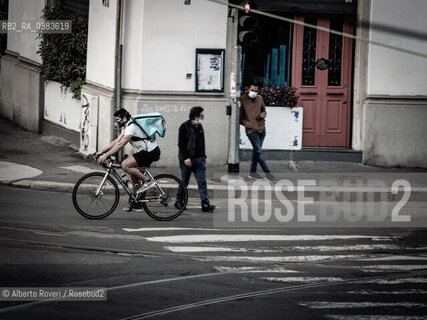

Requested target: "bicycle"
[{"left": 72, "top": 155, "right": 188, "bottom": 221}]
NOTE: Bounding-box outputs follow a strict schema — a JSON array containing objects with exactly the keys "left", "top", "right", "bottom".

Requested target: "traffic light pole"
[{"left": 227, "top": 9, "right": 241, "bottom": 173}]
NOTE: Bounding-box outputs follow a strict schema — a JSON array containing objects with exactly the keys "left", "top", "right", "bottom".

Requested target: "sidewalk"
[{"left": 1, "top": 116, "right": 426, "bottom": 200}]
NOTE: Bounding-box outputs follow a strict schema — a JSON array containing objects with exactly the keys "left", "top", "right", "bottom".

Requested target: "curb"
[
  {"left": 3, "top": 179, "right": 427, "bottom": 202},
  {"left": 5, "top": 179, "right": 216, "bottom": 198},
  {"left": 10, "top": 180, "right": 75, "bottom": 193}
]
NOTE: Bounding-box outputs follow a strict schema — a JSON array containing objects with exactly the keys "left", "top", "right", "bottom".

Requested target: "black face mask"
[
  {"left": 115, "top": 118, "right": 125, "bottom": 128},
  {"left": 114, "top": 111, "right": 129, "bottom": 128}
]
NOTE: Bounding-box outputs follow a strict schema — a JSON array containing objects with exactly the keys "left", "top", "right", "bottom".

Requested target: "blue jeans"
[
  {"left": 176, "top": 157, "right": 209, "bottom": 205},
  {"left": 247, "top": 130, "right": 271, "bottom": 173}
]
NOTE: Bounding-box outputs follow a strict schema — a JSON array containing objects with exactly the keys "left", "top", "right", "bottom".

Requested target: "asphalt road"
[{"left": 0, "top": 185, "right": 426, "bottom": 319}]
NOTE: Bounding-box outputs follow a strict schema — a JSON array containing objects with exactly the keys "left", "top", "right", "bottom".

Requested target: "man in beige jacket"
[{"left": 240, "top": 83, "right": 276, "bottom": 182}]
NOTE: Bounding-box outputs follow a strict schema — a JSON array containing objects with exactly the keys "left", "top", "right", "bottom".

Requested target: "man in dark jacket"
[{"left": 176, "top": 106, "right": 215, "bottom": 212}]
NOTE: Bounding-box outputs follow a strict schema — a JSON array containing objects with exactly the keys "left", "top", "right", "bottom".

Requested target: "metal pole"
[{"left": 227, "top": 8, "right": 241, "bottom": 173}]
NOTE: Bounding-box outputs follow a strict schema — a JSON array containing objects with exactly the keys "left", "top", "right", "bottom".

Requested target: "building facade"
[{"left": 1, "top": 0, "right": 426, "bottom": 167}]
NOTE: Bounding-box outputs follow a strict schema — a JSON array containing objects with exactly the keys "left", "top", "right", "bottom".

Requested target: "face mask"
[
  {"left": 248, "top": 91, "right": 258, "bottom": 99},
  {"left": 115, "top": 118, "right": 125, "bottom": 128},
  {"left": 197, "top": 120, "right": 203, "bottom": 125}
]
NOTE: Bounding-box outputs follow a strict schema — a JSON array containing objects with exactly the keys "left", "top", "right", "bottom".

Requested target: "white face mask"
[
  {"left": 192, "top": 119, "right": 203, "bottom": 126},
  {"left": 248, "top": 91, "right": 258, "bottom": 99}
]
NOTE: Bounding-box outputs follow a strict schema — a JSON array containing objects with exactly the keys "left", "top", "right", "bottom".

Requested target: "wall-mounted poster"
[
  {"left": 240, "top": 107, "right": 303, "bottom": 150},
  {"left": 195, "top": 49, "right": 225, "bottom": 92}
]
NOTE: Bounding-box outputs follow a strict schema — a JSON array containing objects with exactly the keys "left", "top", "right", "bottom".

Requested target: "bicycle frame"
[{"left": 97, "top": 160, "right": 166, "bottom": 203}]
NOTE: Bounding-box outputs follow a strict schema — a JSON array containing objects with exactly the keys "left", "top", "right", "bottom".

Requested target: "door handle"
[{"left": 342, "top": 100, "right": 347, "bottom": 104}]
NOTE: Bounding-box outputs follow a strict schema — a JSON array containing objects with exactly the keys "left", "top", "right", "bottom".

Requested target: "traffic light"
[{"left": 237, "top": 1, "right": 258, "bottom": 46}]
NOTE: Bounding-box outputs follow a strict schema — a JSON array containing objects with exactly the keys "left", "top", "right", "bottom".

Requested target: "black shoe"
[
  {"left": 174, "top": 201, "right": 186, "bottom": 210},
  {"left": 202, "top": 203, "right": 215, "bottom": 212},
  {"left": 265, "top": 173, "right": 277, "bottom": 182},
  {"left": 248, "top": 172, "right": 263, "bottom": 180},
  {"left": 127, "top": 198, "right": 143, "bottom": 211}
]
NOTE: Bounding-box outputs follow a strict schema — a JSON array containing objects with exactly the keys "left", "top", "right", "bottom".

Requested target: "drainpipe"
[
  {"left": 114, "top": 0, "right": 123, "bottom": 158},
  {"left": 114, "top": 0, "right": 123, "bottom": 111}
]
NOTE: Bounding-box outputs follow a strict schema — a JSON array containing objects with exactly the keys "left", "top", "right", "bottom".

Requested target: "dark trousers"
[
  {"left": 176, "top": 157, "right": 209, "bottom": 204},
  {"left": 247, "top": 130, "right": 271, "bottom": 173}
]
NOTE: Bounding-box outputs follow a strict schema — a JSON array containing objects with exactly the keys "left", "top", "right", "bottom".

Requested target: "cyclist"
[{"left": 95, "top": 108, "right": 160, "bottom": 194}]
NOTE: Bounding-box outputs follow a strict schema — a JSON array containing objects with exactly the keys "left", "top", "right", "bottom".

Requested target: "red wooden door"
[{"left": 292, "top": 16, "right": 354, "bottom": 147}]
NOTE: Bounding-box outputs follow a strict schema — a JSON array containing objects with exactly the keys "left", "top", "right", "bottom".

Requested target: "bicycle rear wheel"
[
  {"left": 139, "top": 174, "right": 188, "bottom": 221},
  {"left": 72, "top": 172, "right": 120, "bottom": 219}
]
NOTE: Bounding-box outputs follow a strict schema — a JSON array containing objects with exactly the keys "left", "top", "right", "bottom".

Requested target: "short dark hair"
[
  {"left": 249, "top": 82, "right": 259, "bottom": 89},
  {"left": 189, "top": 106, "right": 204, "bottom": 120},
  {"left": 114, "top": 108, "right": 130, "bottom": 118}
]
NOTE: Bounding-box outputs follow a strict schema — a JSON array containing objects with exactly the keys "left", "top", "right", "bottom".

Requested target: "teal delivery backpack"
[{"left": 131, "top": 112, "right": 166, "bottom": 142}]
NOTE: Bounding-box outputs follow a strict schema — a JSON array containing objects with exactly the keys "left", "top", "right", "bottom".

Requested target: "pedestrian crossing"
[{"left": 122, "top": 227, "right": 427, "bottom": 319}]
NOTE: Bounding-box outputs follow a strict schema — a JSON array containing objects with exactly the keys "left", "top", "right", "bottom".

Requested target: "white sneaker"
[{"left": 136, "top": 180, "right": 156, "bottom": 194}]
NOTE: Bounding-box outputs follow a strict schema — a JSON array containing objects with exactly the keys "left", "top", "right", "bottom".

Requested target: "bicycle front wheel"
[
  {"left": 72, "top": 172, "right": 120, "bottom": 219},
  {"left": 140, "top": 174, "right": 188, "bottom": 221}
]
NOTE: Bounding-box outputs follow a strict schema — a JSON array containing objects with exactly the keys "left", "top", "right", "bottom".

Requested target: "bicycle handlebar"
[{"left": 93, "top": 152, "right": 121, "bottom": 168}]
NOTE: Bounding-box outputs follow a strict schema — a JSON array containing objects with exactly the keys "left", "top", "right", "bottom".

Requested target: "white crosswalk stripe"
[
  {"left": 327, "top": 290, "right": 427, "bottom": 295},
  {"left": 194, "top": 254, "right": 367, "bottom": 263},
  {"left": 360, "top": 265, "right": 427, "bottom": 272},
  {"left": 353, "top": 277, "right": 427, "bottom": 284},
  {"left": 144, "top": 234, "right": 395, "bottom": 243},
  {"left": 299, "top": 302, "right": 426, "bottom": 309},
  {"left": 261, "top": 277, "right": 345, "bottom": 283}
]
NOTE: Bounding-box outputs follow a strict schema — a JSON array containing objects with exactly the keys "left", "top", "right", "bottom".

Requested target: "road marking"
[
  {"left": 355, "top": 277, "right": 427, "bottom": 284},
  {"left": 122, "top": 227, "right": 262, "bottom": 232},
  {"left": 164, "top": 246, "right": 279, "bottom": 253},
  {"left": 342, "top": 289, "right": 427, "bottom": 295},
  {"left": 164, "top": 244, "right": 422, "bottom": 253},
  {"left": 356, "top": 255, "right": 427, "bottom": 261},
  {"left": 195, "top": 255, "right": 365, "bottom": 263},
  {"left": 144, "top": 234, "right": 394, "bottom": 243},
  {"left": 299, "top": 301, "right": 426, "bottom": 309},
  {"left": 361, "top": 265, "right": 427, "bottom": 272},
  {"left": 263, "top": 277, "right": 344, "bottom": 283},
  {"left": 214, "top": 266, "right": 299, "bottom": 273},
  {"left": 283, "top": 244, "right": 403, "bottom": 252}
]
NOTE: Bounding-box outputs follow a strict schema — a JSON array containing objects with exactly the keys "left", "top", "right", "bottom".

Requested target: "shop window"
[{"left": 239, "top": 11, "right": 292, "bottom": 90}]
